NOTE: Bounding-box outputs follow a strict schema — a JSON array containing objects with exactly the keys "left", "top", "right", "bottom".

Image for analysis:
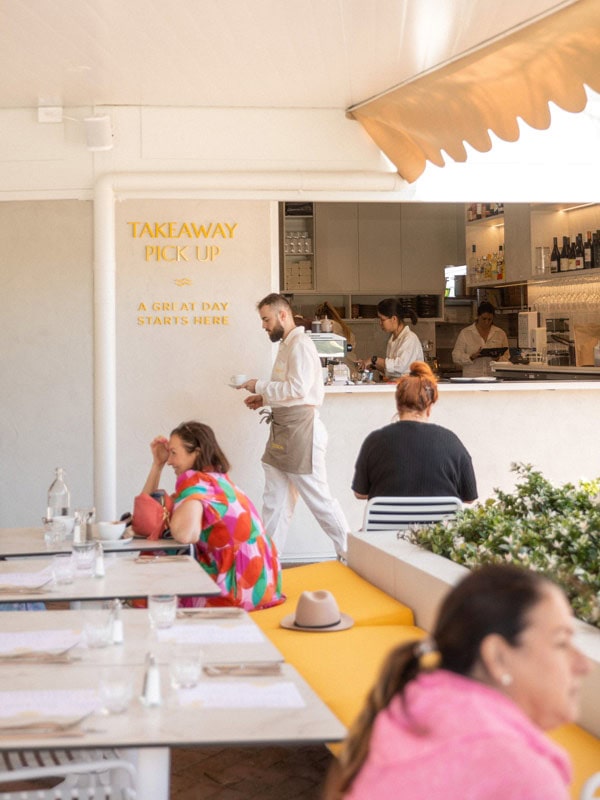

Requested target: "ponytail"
[{"left": 326, "top": 639, "right": 434, "bottom": 798}]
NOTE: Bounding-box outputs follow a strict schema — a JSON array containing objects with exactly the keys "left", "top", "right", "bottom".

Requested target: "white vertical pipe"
[{"left": 93, "top": 174, "right": 117, "bottom": 520}]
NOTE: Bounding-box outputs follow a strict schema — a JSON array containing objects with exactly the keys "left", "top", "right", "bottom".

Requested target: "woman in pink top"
[{"left": 324, "top": 564, "right": 590, "bottom": 800}]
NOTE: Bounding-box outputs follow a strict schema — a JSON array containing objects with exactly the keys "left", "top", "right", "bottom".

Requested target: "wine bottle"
[
  {"left": 575, "top": 234, "right": 584, "bottom": 270},
  {"left": 584, "top": 231, "right": 593, "bottom": 269},
  {"left": 567, "top": 237, "right": 576, "bottom": 271},
  {"left": 496, "top": 245, "right": 504, "bottom": 280},
  {"left": 468, "top": 243, "right": 478, "bottom": 284},
  {"left": 550, "top": 237, "right": 560, "bottom": 273},
  {"left": 593, "top": 231, "right": 600, "bottom": 271},
  {"left": 560, "top": 236, "right": 570, "bottom": 271}
]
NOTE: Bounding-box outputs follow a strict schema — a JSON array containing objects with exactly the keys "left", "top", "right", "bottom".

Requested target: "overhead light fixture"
[{"left": 84, "top": 115, "right": 113, "bottom": 151}]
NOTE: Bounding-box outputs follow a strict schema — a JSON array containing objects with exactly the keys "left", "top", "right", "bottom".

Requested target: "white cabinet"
[
  {"left": 357, "top": 203, "right": 402, "bottom": 291},
  {"left": 503, "top": 204, "right": 531, "bottom": 283},
  {"left": 314, "top": 203, "right": 359, "bottom": 291},
  {"left": 282, "top": 202, "right": 464, "bottom": 294},
  {"left": 400, "top": 203, "right": 463, "bottom": 293}
]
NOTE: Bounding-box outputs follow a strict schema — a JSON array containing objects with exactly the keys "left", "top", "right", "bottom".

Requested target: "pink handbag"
[{"left": 132, "top": 491, "right": 174, "bottom": 540}]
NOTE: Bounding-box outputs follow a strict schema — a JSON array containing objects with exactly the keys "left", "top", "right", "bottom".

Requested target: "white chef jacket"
[
  {"left": 452, "top": 322, "right": 510, "bottom": 377},
  {"left": 255, "top": 326, "right": 324, "bottom": 407},
  {"left": 385, "top": 326, "right": 424, "bottom": 378}
]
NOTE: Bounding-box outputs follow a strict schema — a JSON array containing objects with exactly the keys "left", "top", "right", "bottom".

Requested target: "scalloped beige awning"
[{"left": 347, "top": 0, "right": 600, "bottom": 183}]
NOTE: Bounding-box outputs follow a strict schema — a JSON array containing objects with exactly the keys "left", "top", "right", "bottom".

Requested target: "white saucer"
[
  {"left": 92, "top": 534, "right": 134, "bottom": 548},
  {"left": 449, "top": 377, "right": 473, "bottom": 383},
  {"left": 473, "top": 376, "right": 497, "bottom": 382}
]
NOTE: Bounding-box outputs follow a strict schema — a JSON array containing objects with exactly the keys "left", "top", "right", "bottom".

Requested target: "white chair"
[
  {"left": 363, "top": 496, "right": 463, "bottom": 532},
  {"left": 0, "top": 748, "right": 137, "bottom": 799},
  {"left": 581, "top": 772, "right": 600, "bottom": 800}
]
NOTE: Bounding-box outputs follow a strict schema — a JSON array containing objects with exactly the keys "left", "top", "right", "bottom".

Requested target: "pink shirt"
[{"left": 346, "top": 670, "right": 571, "bottom": 800}]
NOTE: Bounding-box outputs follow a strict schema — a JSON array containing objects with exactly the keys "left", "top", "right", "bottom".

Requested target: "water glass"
[
  {"left": 72, "top": 542, "right": 96, "bottom": 576},
  {"left": 44, "top": 518, "right": 68, "bottom": 548},
  {"left": 148, "top": 594, "right": 177, "bottom": 629},
  {"left": 83, "top": 609, "right": 113, "bottom": 648},
  {"left": 52, "top": 553, "right": 75, "bottom": 584},
  {"left": 99, "top": 668, "right": 133, "bottom": 714},
  {"left": 169, "top": 645, "right": 203, "bottom": 689}
]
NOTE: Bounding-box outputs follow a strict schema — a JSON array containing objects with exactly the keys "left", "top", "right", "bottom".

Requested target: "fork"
[
  {"left": 0, "top": 711, "right": 94, "bottom": 735},
  {"left": 0, "top": 648, "right": 80, "bottom": 665},
  {"left": 134, "top": 555, "right": 189, "bottom": 564},
  {"left": 203, "top": 662, "right": 282, "bottom": 677},
  {"left": 176, "top": 608, "right": 244, "bottom": 619}
]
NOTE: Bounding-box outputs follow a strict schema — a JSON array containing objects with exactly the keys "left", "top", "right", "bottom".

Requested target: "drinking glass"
[
  {"left": 99, "top": 668, "right": 133, "bottom": 714},
  {"left": 44, "top": 518, "right": 67, "bottom": 548},
  {"left": 72, "top": 542, "right": 96, "bottom": 576},
  {"left": 52, "top": 553, "right": 75, "bottom": 584},
  {"left": 169, "top": 645, "right": 203, "bottom": 689},
  {"left": 83, "top": 609, "right": 113, "bottom": 648},
  {"left": 148, "top": 594, "right": 177, "bottom": 629}
]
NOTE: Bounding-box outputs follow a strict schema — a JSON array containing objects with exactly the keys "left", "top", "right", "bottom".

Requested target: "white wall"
[
  {"left": 114, "top": 198, "right": 276, "bottom": 518},
  {"left": 0, "top": 101, "right": 599, "bottom": 557},
  {"left": 0, "top": 200, "right": 94, "bottom": 525}
]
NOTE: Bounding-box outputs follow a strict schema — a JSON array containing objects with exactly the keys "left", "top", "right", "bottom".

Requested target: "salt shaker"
[
  {"left": 111, "top": 598, "right": 124, "bottom": 645},
  {"left": 142, "top": 653, "right": 162, "bottom": 707},
  {"left": 94, "top": 541, "right": 105, "bottom": 578},
  {"left": 72, "top": 512, "right": 83, "bottom": 544}
]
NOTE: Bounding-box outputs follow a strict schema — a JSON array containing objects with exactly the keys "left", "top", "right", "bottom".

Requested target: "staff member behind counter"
[
  {"left": 452, "top": 301, "right": 510, "bottom": 378},
  {"left": 356, "top": 298, "right": 424, "bottom": 379}
]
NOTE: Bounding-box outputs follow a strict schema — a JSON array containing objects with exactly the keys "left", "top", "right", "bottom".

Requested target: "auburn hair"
[{"left": 395, "top": 360, "right": 438, "bottom": 414}]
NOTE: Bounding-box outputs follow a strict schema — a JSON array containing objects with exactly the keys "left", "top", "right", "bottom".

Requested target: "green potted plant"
[{"left": 405, "top": 463, "right": 600, "bottom": 629}]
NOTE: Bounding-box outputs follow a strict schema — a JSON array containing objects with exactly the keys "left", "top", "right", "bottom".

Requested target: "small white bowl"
[{"left": 95, "top": 520, "right": 127, "bottom": 541}]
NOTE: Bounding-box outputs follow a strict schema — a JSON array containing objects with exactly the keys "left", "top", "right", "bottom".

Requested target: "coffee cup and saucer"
[{"left": 228, "top": 374, "right": 248, "bottom": 389}]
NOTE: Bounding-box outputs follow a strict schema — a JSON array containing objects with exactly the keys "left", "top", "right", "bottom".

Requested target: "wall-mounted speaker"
[{"left": 84, "top": 115, "right": 113, "bottom": 151}]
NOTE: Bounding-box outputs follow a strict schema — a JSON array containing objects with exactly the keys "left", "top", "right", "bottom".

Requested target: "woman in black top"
[{"left": 352, "top": 361, "right": 477, "bottom": 502}]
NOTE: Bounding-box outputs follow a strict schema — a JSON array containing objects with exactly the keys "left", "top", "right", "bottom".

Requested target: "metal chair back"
[{"left": 363, "top": 496, "right": 462, "bottom": 531}]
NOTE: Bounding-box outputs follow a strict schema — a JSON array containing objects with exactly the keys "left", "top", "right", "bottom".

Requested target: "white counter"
[{"left": 283, "top": 378, "right": 600, "bottom": 562}]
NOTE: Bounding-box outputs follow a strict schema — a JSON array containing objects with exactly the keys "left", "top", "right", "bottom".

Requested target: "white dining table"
[
  {"left": 0, "top": 526, "right": 187, "bottom": 558},
  {"left": 0, "top": 553, "right": 220, "bottom": 603},
  {"left": 0, "top": 607, "right": 283, "bottom": 666},
  {"left": 0, "top": 609, "right": 346, "bottom": 799}
]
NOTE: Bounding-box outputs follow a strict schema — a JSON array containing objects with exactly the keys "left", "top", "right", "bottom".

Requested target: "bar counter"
[{"left": 283, "top": 376, "right": 600, "bottom": 560}]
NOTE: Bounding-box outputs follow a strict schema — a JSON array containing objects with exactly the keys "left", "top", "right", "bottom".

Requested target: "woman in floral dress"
[{"left": 141, "top": 420, "right": 284, "bottom": 611}]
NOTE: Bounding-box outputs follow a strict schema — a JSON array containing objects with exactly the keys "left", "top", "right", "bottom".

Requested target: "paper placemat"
[
  {"left": 157, "top": 623, "right": 264, "bottom": 645},
  {"left": 0, "top": 629, "right": 81, "bottom": 654},
  {"left": 0, "top": 565, "right": 53, "bottom": 588},
  {"left": 0, "top": 689, "right": 99, "bottom": 718},
  {"left": 176, "top": 681, "right": 305, "bottom": 709}
]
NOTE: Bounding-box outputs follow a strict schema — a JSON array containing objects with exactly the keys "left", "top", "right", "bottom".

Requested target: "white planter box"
[{"left": 348, "top": 531, "right": 600, "bottom": 738}]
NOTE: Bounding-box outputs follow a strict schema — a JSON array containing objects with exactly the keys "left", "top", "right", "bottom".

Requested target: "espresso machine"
[{"left": 308, "top": 332, "right": 352, "bottom": 384}]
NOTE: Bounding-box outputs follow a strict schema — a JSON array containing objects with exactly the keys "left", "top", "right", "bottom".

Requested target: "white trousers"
[{"left": 262, "top": 413, "right": 348, "bottom": 557}]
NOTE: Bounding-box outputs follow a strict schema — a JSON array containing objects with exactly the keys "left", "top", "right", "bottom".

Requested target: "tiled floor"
[{"left": 170, "top": 744, "right": 332, "bottom": 799}]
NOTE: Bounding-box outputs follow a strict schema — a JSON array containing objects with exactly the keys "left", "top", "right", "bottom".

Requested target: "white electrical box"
[
  {"left": 518, "top": 311, "right": 539, "bottom": 348},
  {"left": 530, "top": 326, "right": 547, "bottom": 352}
]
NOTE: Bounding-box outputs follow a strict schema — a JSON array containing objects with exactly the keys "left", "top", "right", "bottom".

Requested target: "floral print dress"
[{"left": 173, "top": 470, "right": 284, "bottom": 611}]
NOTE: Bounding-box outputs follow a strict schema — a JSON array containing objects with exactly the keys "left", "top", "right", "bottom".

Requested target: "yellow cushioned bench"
[
  {"left": 254, "top": 562, "right": 600, "bottom": 798},
  {"left": 255, "top": 561, "right": 415, "bottom": 631},
  {"left": 550, "top": 724, "right": 600, "bottom": 799}
]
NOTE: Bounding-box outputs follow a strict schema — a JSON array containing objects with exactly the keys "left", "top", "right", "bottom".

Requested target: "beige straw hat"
[{"left": 280, "top": 590, "right": 354, "bottom": 632}]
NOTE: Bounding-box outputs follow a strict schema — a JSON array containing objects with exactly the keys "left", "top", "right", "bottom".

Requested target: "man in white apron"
[{"left": 239, "top": 293, "right": 348, "bottom": 559}]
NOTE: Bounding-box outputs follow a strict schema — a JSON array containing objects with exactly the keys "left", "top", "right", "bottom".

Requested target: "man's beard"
[{"left": 268, "top": 323, "right": 284, "bottom": 342}]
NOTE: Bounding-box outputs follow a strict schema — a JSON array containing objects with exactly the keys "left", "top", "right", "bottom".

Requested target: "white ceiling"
[{"left": 1, "top": 0, "right": 579, "bottom": 112}]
